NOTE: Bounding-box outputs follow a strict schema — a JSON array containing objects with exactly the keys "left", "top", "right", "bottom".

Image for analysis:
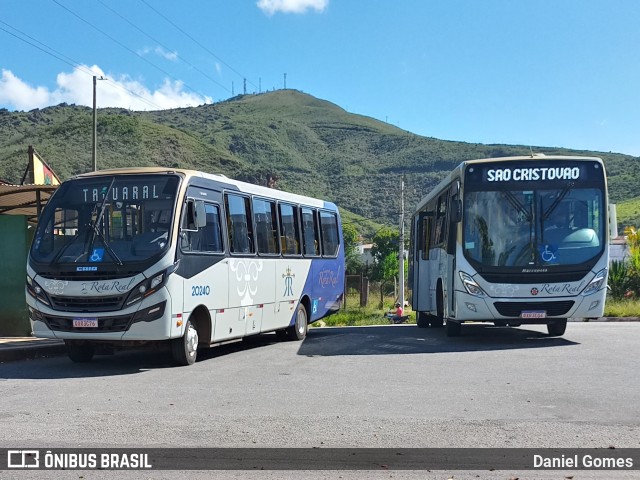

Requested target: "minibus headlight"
[
  {"left": 459, "top": 271, "right": 486, "bottom": 297},
  {"left": 582, "top": 268, "right": 607, "bottom": 296},
  {"left": 26, "top": 275, "right": 50, "bottom": 306},
  {"left": 150, "top": 272, "right": 164, "bottom": 290},
  {"left": 124, "top": 262, "right": 178, "bottom": 307}
]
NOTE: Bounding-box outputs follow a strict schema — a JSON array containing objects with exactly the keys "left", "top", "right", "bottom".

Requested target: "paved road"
[{"left": 1, "top": 322, "right": 639, "bottom": 479}]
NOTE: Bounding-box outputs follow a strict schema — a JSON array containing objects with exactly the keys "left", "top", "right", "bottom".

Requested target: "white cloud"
[
  {"left": 257, "top": 0, "right": 328, "bottom": 15},
  {"left": 0, "top": 70, "right": 50, "bottom": 111},
  {"left": 0, "top": 66, "right": 212, "bottom": 111},
  {"left": 137, "top": 46, "right": 178, "bottom": 62},
  {"left": 156, "top": 47, "right": 178, "bottom": 62}
]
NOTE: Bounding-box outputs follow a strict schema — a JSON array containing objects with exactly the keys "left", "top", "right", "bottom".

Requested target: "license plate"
[
  {"left": 521, "top": 311, "right": 546, "bottom": 319},
  {"left": 73, "top": 318, "right": 98, "bottom": 328}
]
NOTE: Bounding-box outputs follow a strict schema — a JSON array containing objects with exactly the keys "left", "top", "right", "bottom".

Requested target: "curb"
[
  {"left": 577, "top": 317, "right": 640, "bottom": 322},
  {"left": 0, "top": 340, "right": 66, "bottom": 363}
]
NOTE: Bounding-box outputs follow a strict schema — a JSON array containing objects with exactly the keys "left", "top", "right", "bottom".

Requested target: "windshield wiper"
[
  {"left": 501, "top": 191, "right": 532, "bottom": 221},
  {"left": 542, "top": 183, "right": 574, "bottom": 222},
  {"left": 88, "top": 177, "right": 123, "bottom": 266}
]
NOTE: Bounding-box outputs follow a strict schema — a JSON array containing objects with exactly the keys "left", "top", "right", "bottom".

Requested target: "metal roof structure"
[{"left": 0, "top": 183, "right": 57, "bottom": 224}]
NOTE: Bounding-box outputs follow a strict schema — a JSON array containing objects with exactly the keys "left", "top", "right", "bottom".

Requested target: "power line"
[
  {"left": 51, "top": 0, "right": 210, "bottom": 102},
  {"left": 95, "top": 0, "right": 230, "bottom": 95},
  {"left": 0, "top": 21, "right": 92, "bottom": 76},
  {"left": 0, "top": 20, "right": 164, "bottom": 110},
  {"left": 139, "top": 0, "right": 259, "bottom": 90}
]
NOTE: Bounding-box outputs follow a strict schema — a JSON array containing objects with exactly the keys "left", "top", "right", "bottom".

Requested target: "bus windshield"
[
  {"left": 31, "top": 174, "right": 180, "bottom": 265},
  {"left": 463, "top": 187, "right": 605, "bottom": 268}
]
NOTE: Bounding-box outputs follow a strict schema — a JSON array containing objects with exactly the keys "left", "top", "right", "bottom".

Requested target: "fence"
[{"left": 345, "top": 275, "right": 408, "bottom": 309}]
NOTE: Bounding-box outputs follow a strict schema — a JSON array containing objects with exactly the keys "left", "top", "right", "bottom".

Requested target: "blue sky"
[{"left": 1, "top": 0, "right": 639, "bottom": 156}]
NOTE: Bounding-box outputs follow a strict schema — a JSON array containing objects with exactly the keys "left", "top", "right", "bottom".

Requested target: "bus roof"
[{"left": 71, "top": 167, "right": 337, "bottom": 210}]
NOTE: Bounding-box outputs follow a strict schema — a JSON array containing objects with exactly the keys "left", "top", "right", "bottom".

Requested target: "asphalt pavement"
[{"left": 0, "top": 316, "right": 637, "bottom": 363}]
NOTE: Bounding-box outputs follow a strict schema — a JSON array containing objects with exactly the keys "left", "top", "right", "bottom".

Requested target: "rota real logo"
[{"left": 282, "top": 266, "right": 295, "bottom": 296}]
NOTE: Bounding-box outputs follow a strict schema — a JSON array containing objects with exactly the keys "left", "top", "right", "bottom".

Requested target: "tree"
[
  {"left": 371, "top": 227, "right": 401, "bottom": 307},
  {"left": 370, "top": 227, "right": 399, "bottom": 270},
  {"left": 342, "top": 222, "right": 363, "bottom": 275}
]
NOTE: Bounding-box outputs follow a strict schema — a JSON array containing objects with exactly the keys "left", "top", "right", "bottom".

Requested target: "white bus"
[
  {"left": 27, "top": 168, "right": 344, "bottom": 365},
  {"left": 409, "top": 155, "right": 609, "bottom": 337}
]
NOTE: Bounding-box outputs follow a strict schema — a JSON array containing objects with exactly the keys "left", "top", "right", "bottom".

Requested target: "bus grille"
[
  {"left": 49, "top": 295, "right": 126, "bottom": 312},
  {"left": 493, "top": 301, "right": 575, "bottom": 317},
  {"left": 43, "top": 314, "right": 132, "bottom": 333}
]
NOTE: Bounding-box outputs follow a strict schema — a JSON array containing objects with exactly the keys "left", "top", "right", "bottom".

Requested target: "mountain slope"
[{"left": 0, "top": 90, "right": 638, "bottom": 231}]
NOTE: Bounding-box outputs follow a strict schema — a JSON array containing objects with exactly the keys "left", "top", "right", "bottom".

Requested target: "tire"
[
  {"left": 432, "top": 288, "right": 445, "bottom": 328},
  {"left": 547, "top": 319, "right": 567, "bottom": 337},
  {"left": 416, "top": 312, "right": 430, "bottom": 328},
  {"left": 446, "top": 320, "right": 461, "bottom": 337},
  {"left": 286, "top": 303, "right": 308, "bottom": 341},
  {"left": 65, "top": 341, "right": 95, "bottom": 363},
  {"left": 171, "top": 319, "right": 199, "bottom": 366}
]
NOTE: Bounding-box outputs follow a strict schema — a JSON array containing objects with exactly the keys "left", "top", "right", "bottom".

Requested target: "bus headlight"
[
  {"left": 26, "top": 275, "right": 51, "bottom": 306},
  {"left": 582, "top": 268, "right": 608, "bottom": 296},
  {"left": 459, "top": 271, "right": 486, "bottom": 297},
  {"left": 124, "top": 262, "right": 179, "bottom": 307}
]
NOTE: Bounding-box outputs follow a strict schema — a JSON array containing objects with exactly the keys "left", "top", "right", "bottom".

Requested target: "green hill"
[{"left": 0, "top": 90, "right": 638, "bottom": 235}]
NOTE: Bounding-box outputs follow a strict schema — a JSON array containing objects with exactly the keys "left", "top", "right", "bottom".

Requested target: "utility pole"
[
  {"left": 398, "top": 174, "right": 405, "bottom": 307},
  {"left": 243, "top": 78, "right": 246, "bottom": 94},
  {"left": 284, "top": 73, "right": 287, "bottom": 89},
  {"left": 92, "top": 76, "right": 97, "bottom": 172},
  {"left": 92, "top": 76, "right": 106, "bottom": 171}
]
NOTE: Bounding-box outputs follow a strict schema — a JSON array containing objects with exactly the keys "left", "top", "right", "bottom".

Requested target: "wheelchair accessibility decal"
[
  {"left": 539, "top": 244, "right": 559, "bottom": 264},
  {"left": 89, "top": 248, "right": 105, "bottom": 262}
]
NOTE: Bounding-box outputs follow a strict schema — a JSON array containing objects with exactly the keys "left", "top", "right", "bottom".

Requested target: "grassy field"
[
  {"left": 603, "top": 298, "right": 640, "bottom": 318},
  {"left": 311, "top": 295, "right": 413, "bottom": 327},
  {"left": 311, "top": 295, "right": 639, "bottom": 328}
]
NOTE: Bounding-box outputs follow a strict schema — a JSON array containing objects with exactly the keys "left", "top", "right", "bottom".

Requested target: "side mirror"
[
  {"left": 182, "top": 199, "right": 206, "bottom": 231},
  {"left": 194, "top": 201, "right": 207, "bottom": 228}
]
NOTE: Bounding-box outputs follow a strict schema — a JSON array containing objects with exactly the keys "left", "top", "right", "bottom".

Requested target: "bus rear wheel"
[
  {"left": 65, "top": 340, "right": 95, "bottom": 363},
  {"left": 547, "top": 319, "right": 567, "bottom": 337},
  {"left": 286, "top": 303, "right": 308, "bottom": 341},
  {"left": 171, "top": 319, "right": 198, "bottom": 366}
]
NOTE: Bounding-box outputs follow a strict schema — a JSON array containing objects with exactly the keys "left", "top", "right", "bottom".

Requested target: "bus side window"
[
  {"left": 433, "top": 190, "right": 449, "bottom": 248},
  {"left": 319, "top": 211, "right": 340, "bottom": 257},
  {"left": 253, "top": 198, "right": 279, "bottom": 255},
  {"left": 419, "top": 212, "right": 433, "bottom": 260},
  {"left": 447, "top": 193, "right": 460, "bottom": 254},
  {"left": 279, "top": 203, "right": 301, "bottom": 255},
  {"left": 301, "top": 207, "right": 320, "bottom": 256},
  {"left": 180, "top": 202, "right": 223, "bottom": 253},
  {"left": 225, "top": 194, "right": 255, "bottom": 254}
]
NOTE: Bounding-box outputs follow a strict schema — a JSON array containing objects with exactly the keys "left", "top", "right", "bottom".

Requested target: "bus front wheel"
[
  {"left": 65, "top": 340, "right": 95, "bottom": 363},
  {"left": 171, "top": 319, "right": 198, "bottom": 366},
  {"left": 446, "top": 320, "right": 461, "bottom": 337},
  {"left": 547, "top": 319, "right": 567, "bottom": 337},
  {"left": 432, "top": 288, "right": 445, "bottom": 328}
]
